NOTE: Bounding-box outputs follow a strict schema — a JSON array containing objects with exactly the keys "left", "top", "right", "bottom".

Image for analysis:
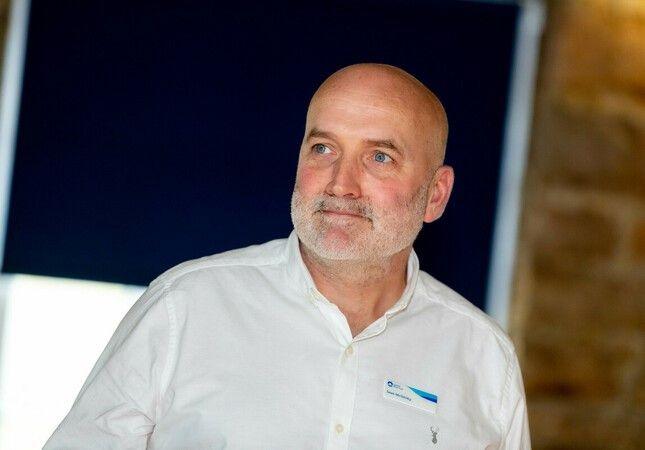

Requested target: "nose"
[{"left": 324, "top": 156, "right": 361, "bottom": 198}]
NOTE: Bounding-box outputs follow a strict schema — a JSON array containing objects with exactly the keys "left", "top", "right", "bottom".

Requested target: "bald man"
[{"left": 45, "top": 64, "right": 531, "bottom": 450}]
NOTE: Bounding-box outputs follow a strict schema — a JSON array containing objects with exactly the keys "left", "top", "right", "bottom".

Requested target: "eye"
[
  {"left": 312, "top": 143, "right": 332, "bottom": 155},
  {"left": 374, "top": 151, "right": 393, "bottom": 163}
]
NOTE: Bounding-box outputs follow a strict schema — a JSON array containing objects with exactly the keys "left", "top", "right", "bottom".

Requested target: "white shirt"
[{"left": 45, "top": 230, "right": 530, "bottom": 449}]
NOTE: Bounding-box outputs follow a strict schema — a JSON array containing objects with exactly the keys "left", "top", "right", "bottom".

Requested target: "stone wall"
[{"left": 511, "top": 0, "right": 645, "bottom": 448}]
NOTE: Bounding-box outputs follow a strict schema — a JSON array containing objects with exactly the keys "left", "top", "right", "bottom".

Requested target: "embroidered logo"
[{"left": 430, "top": 426, "right": 439, "bottom": 444}]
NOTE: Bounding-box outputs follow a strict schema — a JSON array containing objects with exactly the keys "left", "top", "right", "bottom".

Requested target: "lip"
[{"left": 321, "top": 210, "right": 365, "bottom": 218}]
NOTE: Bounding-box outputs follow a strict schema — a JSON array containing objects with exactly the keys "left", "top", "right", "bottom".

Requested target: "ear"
[{"left": 423, "top": 165, "right": 455, "bottom": 223}]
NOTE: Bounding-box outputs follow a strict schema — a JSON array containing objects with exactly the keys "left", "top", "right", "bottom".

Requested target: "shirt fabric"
[{"left": 44, "top": 230, "right": 531, "bottom": 449}]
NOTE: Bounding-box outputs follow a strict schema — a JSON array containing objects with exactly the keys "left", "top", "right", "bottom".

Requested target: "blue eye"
[
  {"left": 313, "top": 144, "right": 331, "bottom": 154},
  {"left": 374, "top": 152, "right": 392, "bottom": 163}
]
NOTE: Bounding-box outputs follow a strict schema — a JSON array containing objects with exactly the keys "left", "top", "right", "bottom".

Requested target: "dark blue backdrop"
[{"left": 3, "top": 0, "right": 518, "bottom": 311}]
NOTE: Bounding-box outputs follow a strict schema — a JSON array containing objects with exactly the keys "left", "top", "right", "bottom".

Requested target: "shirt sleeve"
[
  {"left": 43, "top": 280, "right": 172, "bottom": 450},
  {"left": 500, "top": 350, "right": 531, "bottom": 450}
]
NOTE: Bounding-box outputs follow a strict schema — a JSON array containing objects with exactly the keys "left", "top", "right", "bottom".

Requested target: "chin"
[
  {"left": 301, "top": 233, "right": 362, "bottom": 261},
  {"left": 312, "top": 240, "right": 358, "bottom": 260}
]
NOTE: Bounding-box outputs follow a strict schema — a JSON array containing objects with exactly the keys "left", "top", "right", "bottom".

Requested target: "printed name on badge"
[{"left": 383, "top": 379, "right": 438, "bottom": 414}]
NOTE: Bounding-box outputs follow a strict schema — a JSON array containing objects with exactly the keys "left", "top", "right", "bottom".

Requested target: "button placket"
[
  {"left": 325, "top": 342, "right": 359, "bottom": 450},
  {"left": 309, "top": 288, "right": 353, "bottom": 346}
]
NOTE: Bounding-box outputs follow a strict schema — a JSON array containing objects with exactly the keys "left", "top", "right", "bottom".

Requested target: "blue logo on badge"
[{"left": 408, "top": 386, "right": 438, "bottom": 404}]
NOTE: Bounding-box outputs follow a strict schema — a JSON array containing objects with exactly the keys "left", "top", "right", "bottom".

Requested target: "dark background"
[{"left": 2, "top": 0, "right": 518, "bottom": 311}]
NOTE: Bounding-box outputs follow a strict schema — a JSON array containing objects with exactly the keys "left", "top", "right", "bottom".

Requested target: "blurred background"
[{"left": 0, "top": 0, "right": 642, "bottom": 448}]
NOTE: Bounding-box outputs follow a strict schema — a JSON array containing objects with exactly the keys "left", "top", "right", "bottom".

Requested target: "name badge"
[{"left": 383, "top": 379, "right": 438, "bottom": 414}]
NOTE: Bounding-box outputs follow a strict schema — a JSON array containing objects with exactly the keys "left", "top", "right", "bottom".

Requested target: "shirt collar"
[{"left": 285, "top": 229, "right": 420, "bottom": 316}]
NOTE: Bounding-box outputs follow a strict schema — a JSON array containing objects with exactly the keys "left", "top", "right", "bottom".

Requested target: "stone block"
[
  {"left": 529, "top": 398, "right": 638, "bottom": 450},
  {"left": 523, "top": 331, "right": 636, "bottom": 401},
  {"left": 632, "top": 219, "right": 645, "bottom": 262},
  {"left": 532, "top": 206, "right": 618, "bottom": 276},
  {"left": 535, "top": 102, "right": 645, "bottom": 197},
  {"left": 529, "top": 270, "right": 644, "bottom": 333}
]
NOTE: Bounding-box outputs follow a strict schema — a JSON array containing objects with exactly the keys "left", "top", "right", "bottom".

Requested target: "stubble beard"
[{"left": 290, "top": 182, "right": 429, "bottom": 263}]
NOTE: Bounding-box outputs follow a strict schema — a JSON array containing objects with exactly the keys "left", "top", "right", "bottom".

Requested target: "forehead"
[{"left": 306, "top": 86, "right": 428, "bottom": 152}]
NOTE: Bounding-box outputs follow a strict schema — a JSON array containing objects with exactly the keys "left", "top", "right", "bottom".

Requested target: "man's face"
[{"left": 290, "top": 78, "right": 437, "bottom": 262}]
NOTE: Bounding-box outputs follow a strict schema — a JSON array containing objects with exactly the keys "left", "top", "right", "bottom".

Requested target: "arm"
[
  {"left": 500, "top": 351, "right": 531, "bottom": 450},
  {"left": 43, "top": 281, "right": 172, "bottom": 450}
]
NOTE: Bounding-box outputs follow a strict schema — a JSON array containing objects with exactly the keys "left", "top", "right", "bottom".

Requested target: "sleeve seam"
[
  {"left": 155, "top": 282, "right": 178, "bottom": 422},
  {"left": 498, "top": 352, "right": 517, "bottom": 447}
]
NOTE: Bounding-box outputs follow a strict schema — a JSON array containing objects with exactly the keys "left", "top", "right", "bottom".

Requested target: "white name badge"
[{"left": 383, "top": 379, "right": 438, "bottom": 414}]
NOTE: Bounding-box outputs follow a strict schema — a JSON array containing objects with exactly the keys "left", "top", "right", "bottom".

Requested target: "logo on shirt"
[
  {"left": 383, "top": 378, "right": 438, "bottom": 414},
  {"left": 430, "top": 426, "right": 439, "bottom": 444}
]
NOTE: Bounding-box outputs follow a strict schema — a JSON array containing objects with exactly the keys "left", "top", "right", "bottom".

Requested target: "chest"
[{"left": 149, "top": 326, "right": 503, "bottom": 450}]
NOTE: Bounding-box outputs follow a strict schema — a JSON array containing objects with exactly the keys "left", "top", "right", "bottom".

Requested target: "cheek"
[
  {"left": 368, "top": 182, "right": 424, "bottom": 217},
  {"left": 366, "top": 181, "right": 405, "bottom": 208},
  {"left": 296, "top": 166, "right": 330, "bottom": 195}
]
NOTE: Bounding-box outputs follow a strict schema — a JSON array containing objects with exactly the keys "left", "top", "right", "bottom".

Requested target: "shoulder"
[
  {"left": 414, "top": 272, "right": 528, "bottom": 441},
  {"left": 148, "top": 236, "right": 289, "bottom": 292},
  {"left": 415, "top": 270, "right": 517, "bottom": 359}
]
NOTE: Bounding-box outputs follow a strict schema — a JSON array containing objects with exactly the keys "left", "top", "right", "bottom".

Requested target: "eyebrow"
[
  {"left": 365, "top": 138, "right": 401, "bottom": 153},
  {"left": 306, "top": 128, "right": 336, "bottom": 141},
  {"left": 306, "top": 127, "right": 405, "bottom": 155}
]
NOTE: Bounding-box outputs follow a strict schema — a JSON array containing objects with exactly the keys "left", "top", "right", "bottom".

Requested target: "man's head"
[{"left": 291, "top": 63, "right": 454, "bottom": 263}]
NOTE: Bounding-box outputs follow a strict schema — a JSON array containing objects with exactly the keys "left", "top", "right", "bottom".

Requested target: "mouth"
[{"left": 320, "top": 209, "right": 366, "bottom": 219}]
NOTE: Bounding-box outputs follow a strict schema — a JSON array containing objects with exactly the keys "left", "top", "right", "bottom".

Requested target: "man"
[{"left": 45, "top": 63, "right": 530, "bottom": 449}]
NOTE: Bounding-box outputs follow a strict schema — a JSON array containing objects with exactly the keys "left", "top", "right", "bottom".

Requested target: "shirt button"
[
  {"left": 345, "top": 346, "right": 354, "bottom": 356},
  {"left": 335, "top": 423, "right": 344, "bottom": 434}
]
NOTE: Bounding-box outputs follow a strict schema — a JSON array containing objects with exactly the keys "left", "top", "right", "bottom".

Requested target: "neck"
[{"left": 300, "top": 241, "right": 410, "bottom": 337}]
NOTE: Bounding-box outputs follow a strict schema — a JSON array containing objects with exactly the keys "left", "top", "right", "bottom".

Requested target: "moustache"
[{"left": 314, "top": 197, "right": 373, "bottom": 220}]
